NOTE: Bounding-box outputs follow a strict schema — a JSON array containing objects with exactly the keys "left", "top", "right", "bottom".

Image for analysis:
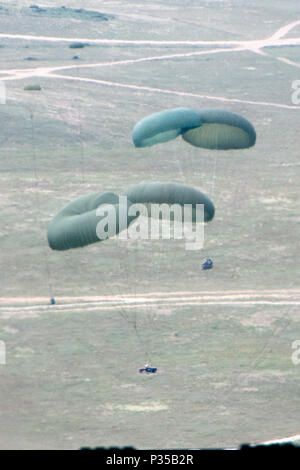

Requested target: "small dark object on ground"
[
  {"left": 50, "top": 297, "right": 56, "bottom": 305},
  {"left": 139, "top": 364, "right": 157, "bottom": 374},
  {"left": 69, "top": 42, "right": 86, "bottom": 49},
  {"left": 202, "top": 258, "right": 213, "bottom": 270},
  {"left": 24, "top": 84, "right": 41, "bottom": 91}
]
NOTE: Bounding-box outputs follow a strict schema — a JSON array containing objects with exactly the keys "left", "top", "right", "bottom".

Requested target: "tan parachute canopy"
[{"left": 181, "top": 108, "right": 256, "bottom": 149}]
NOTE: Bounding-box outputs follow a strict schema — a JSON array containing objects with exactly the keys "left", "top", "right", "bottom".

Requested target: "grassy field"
[
  {"left": 0, "top": 0, "right": 299, "bottom": 449},
  {"left": 0, "top": 302, "right": 299, "bottom": 449}
]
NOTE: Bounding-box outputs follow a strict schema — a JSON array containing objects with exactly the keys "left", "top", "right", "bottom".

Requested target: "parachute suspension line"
[
  {"left": 29, "top": 107, "right": 53, "bottom": 298},
  {"left": 136, "top": 147, "right": 175, "bottom": 356},
  {"left": 210, "top": 153, "right": 218, "bottom": 200},
  {"left": 201, "top": 152, "right": 218, "bottom": 261},
  {"left": 132, "top": 233, "right": 154, "bottom": 364},
  {"left": 115, "top": 301, "right": 152, "bottom": 363},
  {"left": 175, "top": 149, "right": 186, "bottom": 185},
  {"left": 69, "top": 79, "right": 143, "bottom": 361},
  {"left": 137, "top": 221, "right": 157, "bottom": 359},
  {"left": 107, "top": 228, "right": 151, "bottom": 364},
  {"left": 133, "top": 146, "right": 164, "bottom": 362},
  {"left": 133, "top": 315, "right": 152, "bottom": 365},
  {"left": 148, "top": 160, "right": 173, "bottom": 360},
  {"left": 119, "top": 171, "right": 155, "bottom": 363},
  {"left": 127, "top": 200, "right": 155, "bottom": 364},
  {"left": 76, "top": 65, "right": 85, "bottom": 184},
  {"left": 30, "top": 112, "right": 38, "bottom": 181},
  {"left": 115, "top": 280, "right": 153, "bottom": 364},
  {"left": 133, "top": 238, "right": 145, "bottom": 358}
]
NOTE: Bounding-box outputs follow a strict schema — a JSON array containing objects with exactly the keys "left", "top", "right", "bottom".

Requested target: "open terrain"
[{"left": 0, "top": 0, "right": 299, "bottom": 449}]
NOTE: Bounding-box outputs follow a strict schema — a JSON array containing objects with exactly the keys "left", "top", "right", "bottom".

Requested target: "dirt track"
[
  {"left": 1, "top": 20, "right": 300, "bottom": 111},
  {"left": 1, "top": 289, "right": 300, "bottom": 318}
]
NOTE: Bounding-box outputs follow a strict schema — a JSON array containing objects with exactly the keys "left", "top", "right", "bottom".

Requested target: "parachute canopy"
[
  {"left": 182, "top": 108, "right": 256, "bottom": 149},
  {"left": 122, "top": 182, "right": 215, "bottom": 222},
  {"left": 132, "top": 107, "right": 203, "bottom": 147},
  {"left": 47, "top": 191, "right": 138, "bottom": 251},
  {"left": 132, "top": 107, "right": 256, "bottom": 150}
]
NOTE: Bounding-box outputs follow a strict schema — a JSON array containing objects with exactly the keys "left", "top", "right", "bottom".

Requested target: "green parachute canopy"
[
  {"left": 47, "top": 191, "right": 138, "bottom": 251},
  {"left": 132, "top": 107, "right": 203, "bottom": 147},
  {"left": 182, "top": 108, "right": 256, "bottom": 150},
  {"left": 122, "top": 182, "right": 215, "bottom": 223}
]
